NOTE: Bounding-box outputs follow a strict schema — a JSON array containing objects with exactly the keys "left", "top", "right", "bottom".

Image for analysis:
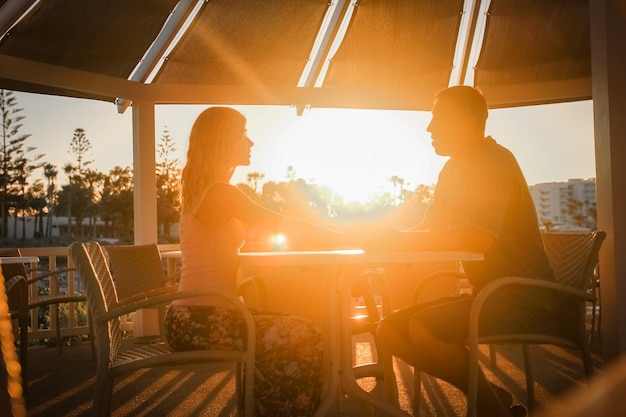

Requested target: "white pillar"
[
  {"left": 131, "top": 99, "right": 158, "bottom": 245},
  {"left": 130, "top": 99, "right": 160, "bottom": 337},
  {"left": 590, "top": 0, "right": 626, "bottom": 360}
]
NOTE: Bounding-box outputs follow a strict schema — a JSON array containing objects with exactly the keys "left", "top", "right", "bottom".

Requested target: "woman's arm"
[{"left": 197, "top": 183, "right": 343, "bottom": 250}]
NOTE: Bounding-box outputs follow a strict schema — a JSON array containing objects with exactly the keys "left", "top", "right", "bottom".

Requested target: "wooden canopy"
[{"left": 0, "top": 0, "right": 591, "bottom": 111}]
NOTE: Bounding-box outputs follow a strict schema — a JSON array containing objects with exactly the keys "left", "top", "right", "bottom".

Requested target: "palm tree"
[
  {"left": 28, "top": 181, "right": 47, "bottom": 238},
  {"left": 43, "top": 163, "right": 58, "bottom": 237},
  {"left": 247, "top": 172, "right": 265, "bottom": 193},
  {"left": 388, "top": 175, "right": 405, "bottom": 205},
  {"left": 83, "top": 168, "right": 105, "bottom": 237},
  {"left": 68, "top": 128, "right": 92, "bottom": 176},
  {"left": 0, "top": 90, "right": 33, "bottom": 238},
  {"left": 156, "top": 128, "right": 181, "bottom": 238},
  {"left": 285, "top": 166, "right": 296, "bottom": 182},
  {"left": 62, "top": 163, "right": 75, "bottom": 234},
  {"left": 100, "top": 166, "right": 134, "bottom": 239}
]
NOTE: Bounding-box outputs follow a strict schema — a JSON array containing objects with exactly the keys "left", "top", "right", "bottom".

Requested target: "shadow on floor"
[{"left": 22, "top": 335, "right": 604, "bottom": 417}]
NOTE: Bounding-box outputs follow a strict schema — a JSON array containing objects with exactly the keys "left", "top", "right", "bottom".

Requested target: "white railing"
[
  {"left": 19, "top": 246, "right": 88, "bottom": 342},
  {"left": 16, "top": 244, "right": 181, "bottom": 343}
]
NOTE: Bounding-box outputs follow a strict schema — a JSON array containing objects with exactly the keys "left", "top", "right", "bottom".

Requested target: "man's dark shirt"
[{"left": 421, "top": 136, "right": 554, "bottom": 291}]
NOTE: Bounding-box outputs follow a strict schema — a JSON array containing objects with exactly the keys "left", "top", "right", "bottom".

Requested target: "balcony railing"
[
  {"left": 17, "top": 246, "right": 86, "bottom": 342},
  {"left": 14, "top": 244, "right": 181, "bottom": 344}
]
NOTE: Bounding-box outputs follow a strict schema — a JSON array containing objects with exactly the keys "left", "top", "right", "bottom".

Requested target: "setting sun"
[{"left": 239, "top": 107, "right": 445, "bottom": 203}]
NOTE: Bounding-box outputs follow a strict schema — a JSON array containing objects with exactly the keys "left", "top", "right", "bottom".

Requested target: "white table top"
[
  {"left": 161, "top": 249, "right": 484, "bottom": 267},
  {"left": 239, "top": 249, "right": 483, "bottom": 266},
  {"left": 0, "top": 256, "right": 39, "bottom": 265}
]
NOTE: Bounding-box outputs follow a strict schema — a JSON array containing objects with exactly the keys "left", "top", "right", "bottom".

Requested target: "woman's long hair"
[{"left": 181, "top": 107, "right": 246, "bottom": 214}]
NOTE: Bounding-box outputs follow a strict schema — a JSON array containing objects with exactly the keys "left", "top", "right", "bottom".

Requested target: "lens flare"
[{"left": 269, "top": 233, "right": 286, "bottom": 250}]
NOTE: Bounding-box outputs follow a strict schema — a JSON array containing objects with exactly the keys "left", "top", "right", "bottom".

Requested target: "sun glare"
[
  {"left": 242, "top": 107, "right": 444, "bottom": 203},
  {"left": 268, "top": 233, "right": 287, "bottom": 250}
]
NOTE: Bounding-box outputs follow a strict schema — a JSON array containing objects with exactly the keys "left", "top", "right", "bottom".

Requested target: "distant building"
[
  {"left": 5, "top": 215, "right": 180, "bottom": 241},
  {"left": 529, "top": 178, "right": 597, "bottom": 230}
]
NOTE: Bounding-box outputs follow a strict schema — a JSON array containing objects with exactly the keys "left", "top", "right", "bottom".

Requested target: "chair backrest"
[
  {"left": 0, "top": 248, "right": 28, "bottom": 281},
  {"left": 541, "top": 231, "right": 606, "bottom": 291},
  {"left": 105, "top": 244, "right": 169, "bottom": 301},
  {"left": 69, "top": 241, "right": 122, "bottom": 361},
  {"left": 5, "top": 275, "right": 27, "bottom": 318}
]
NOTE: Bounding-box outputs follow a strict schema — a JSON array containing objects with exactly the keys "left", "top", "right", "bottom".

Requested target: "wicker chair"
[
  {"left": 411, "top": 231, "right": 606, "bottom": 416},
  {"left": 104, "top": 244, "right": 179, "bottom": 339},
  {"left": 104, "top": 244, "right": 179, "bottom": 301},
  {"left": 466, "top": 231, "right": 606, "bottom": 417},
  {"left": 0, "top": 248, "right": 89, "bottom": 357},
  {"left": 70, "top": 241, "right": 255, "bottom": 417}
]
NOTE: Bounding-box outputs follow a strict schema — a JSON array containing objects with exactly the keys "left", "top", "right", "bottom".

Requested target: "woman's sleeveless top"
[{"left": 173, "top": 183, "right": 246, "bottom": 307}]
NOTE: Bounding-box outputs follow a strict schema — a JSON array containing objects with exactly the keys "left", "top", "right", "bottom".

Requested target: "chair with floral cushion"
[{"left": 70, "top": 241, "right": 256, "bottom": 417}]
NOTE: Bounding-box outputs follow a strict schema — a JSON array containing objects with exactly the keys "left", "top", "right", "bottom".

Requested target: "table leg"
[
  {"left": 312, "top": 266, "right": 342, "bottom": 417},
  {"left": 338, "top": 268, "right": 412, "bottom": 417}
]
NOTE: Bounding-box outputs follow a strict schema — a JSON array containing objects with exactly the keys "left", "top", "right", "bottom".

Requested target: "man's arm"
[
  {"left": 346, "top": 223, "right": 493, "bottom": 253},
  {"left": 400, "top": 225, "right": 494, "bottom": 252}
]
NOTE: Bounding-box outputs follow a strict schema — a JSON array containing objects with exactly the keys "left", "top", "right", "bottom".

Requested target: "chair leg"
[
  {"left": 94, "top": 375, "right": 114, "bottom": 417},
  {"left": 236, "top": 362, "right": 244, "bottom": 415},
  {"left": 589, "top": 300, "right": 597, "bottom": 345},
  {"left": 376, "top": 342, "right": 398, "bottom": 406},
  {"left": 467, "top": 339, "right": 482, "bottom": 417},
  {"left": 88, "top": 313, "right": 96, "bottom": 360},
  {"left": 55, "top": 305, "right": 63, "bottom": 354},
  {"left": 596, "top": 284, "right": 602, "bottom": 345},
  {"left": 522, "top": 345, "right": 535, "bottom": 411},
  {"left": 489, "top": 344, "right": 498, "bottom": 368},
  {"left": 19, "top": 315, "right": 28, "bottom": 393},
  {"left": 413, "top": 369, "right": 422, "bottom": 416},
  {"left": 581, "top": 349, "right": 594, "bottom": 380}
]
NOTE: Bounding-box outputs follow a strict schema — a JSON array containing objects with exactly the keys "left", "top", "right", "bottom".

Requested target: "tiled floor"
[{"left": 21, "top": 334, "right": 605, "bottom": 417}]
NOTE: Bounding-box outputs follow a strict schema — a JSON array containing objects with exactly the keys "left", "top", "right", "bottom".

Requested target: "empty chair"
[
  {"left": 70, "top": 241, "right": 255, "bottom": 417},
  {"left": 104, "top": 244, "right": 179, "bottom": 339},
  {"left": 0, "top": 248, "right": 89, "bottom": 356},
  {"left": 104, "top": 244, "right": 179, "bottom": 302}
]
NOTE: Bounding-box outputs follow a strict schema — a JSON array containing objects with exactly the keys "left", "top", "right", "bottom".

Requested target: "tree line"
[{"left": 0, "top": 90, "right": 182, "bottom": 243}]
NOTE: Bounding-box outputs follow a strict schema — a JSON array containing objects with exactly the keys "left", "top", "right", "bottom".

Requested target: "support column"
[
  {"left": 131, "top": 99, "right": 160, "bottom": 338},
  {"left": 590, "top": 0, "right": 626, "bottom": 360},
  {"left": 131, "top": 99, "right": 158, "bottom": 245}
]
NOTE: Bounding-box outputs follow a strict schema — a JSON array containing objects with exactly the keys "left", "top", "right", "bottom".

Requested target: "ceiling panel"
[
  {"left": 474, "top": 0, "right": 591, "bottom": 107},
  {"left": 0, "top": 0, "right": 178, "bottom": 77}
]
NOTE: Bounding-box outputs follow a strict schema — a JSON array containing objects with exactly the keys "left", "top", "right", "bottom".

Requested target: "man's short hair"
[{"left": 435, "top": 86, "right": 488, "bottom": 125}]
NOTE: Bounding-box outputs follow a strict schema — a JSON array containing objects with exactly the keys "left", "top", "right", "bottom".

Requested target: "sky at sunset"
[{"left": 14, "top": 91, "right": 596, "bottom": 203}]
